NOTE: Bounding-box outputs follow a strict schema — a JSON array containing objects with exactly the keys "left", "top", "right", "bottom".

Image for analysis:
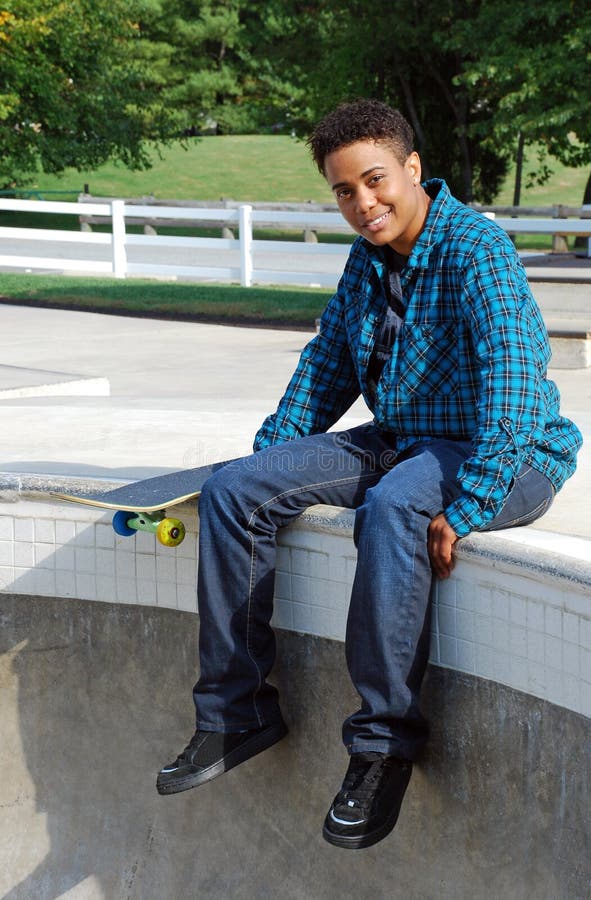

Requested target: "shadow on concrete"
[
  {"left": 0, "top": 463, "right": 176, "bottom": 482},
  {"left": 0, "top": 592, "right": 590, "bottom": 899}
]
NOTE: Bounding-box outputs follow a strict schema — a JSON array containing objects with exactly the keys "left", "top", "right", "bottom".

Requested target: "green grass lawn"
[
  {"left": 18, "top": 135, "right": 590, "bottom": 208},
  {"left": 495, "top": 159, "right": 588, "bottom": 208},
  {"left": 0, "top": 135, "right": 344, "bottom": 239},
  {"left": 18, "top": 136, "right": 331, "bottom": 204},
  {"left": 0, "top": 274, "right": 330, "bottom": 327}
]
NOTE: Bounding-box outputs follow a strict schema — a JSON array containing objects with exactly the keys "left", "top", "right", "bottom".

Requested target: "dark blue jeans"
[{"left": 193, "top": 424, "right": 554, "bottom": 760}]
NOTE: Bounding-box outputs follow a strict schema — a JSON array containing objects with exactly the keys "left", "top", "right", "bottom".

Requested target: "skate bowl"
[{"left": 0, "top": 475, "right": 590, "bottom": 900}]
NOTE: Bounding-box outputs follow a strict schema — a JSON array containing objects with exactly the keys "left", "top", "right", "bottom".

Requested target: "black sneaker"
[
  {"left": 322, "top": 752, "right": 413, "bottom": 849},
  {"left": 156, "top": 721, "right": 288, "bottom": 796}
]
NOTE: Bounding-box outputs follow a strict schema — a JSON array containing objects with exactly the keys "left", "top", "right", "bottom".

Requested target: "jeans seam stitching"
[
  {"left": 246, "top": 472, "right": 381, "bottom": 525},
  {"left": 490, "top": 495, "right": 552, "bottom": 530},
  {"left": 242, "top": 471, "right": 380, "bottom": 728},
  {"left": 246, "top": 531, "right": 263, "bottom": 727}
]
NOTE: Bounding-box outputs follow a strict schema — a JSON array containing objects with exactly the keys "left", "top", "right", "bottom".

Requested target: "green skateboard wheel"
[{"left": 156, "top": 518, "right": 186, "bottom": 546}]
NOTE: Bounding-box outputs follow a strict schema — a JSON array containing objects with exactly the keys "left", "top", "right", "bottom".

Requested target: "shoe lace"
[
  {"left": 338, "top": 754, "right": 390, "bottom": 811},
  {"left": 175, "top": 731, "right": 204, "bottom": 765}
]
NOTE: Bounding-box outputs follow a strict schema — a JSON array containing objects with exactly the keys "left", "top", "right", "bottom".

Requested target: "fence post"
[
  {"left": 552, "top": 204, "right": 569, "bottom": 253},
  {"left": 576, "top": 204, "right": 591, "bottom": 258},
  {"left": 239, "top": 204, "right": 253, "bottom": 287},
  {"left": 111, "top": 200, "right": 127, "bottom": 278}
]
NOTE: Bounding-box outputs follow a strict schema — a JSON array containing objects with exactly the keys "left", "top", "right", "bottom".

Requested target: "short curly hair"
[{"left": 307, "top": 98, "right": 415, "bottom": 174}]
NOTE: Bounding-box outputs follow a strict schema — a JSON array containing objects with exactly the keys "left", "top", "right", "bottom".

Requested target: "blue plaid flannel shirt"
[{"left": 254, "top": 179, "right": 582, "bottom": 536}]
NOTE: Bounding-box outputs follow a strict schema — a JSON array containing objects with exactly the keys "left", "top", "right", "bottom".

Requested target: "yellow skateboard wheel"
[{"left": 156, "top": 518, "right": 186, "bottom": 547}]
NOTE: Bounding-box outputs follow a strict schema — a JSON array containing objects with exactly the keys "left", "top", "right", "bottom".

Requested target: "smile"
[{"left": 364, "top": 210, "right": 391, "bottom": 231}]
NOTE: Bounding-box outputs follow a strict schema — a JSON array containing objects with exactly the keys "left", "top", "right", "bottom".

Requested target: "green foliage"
[
  {"left": 1, "top": 0, "right": 590, "bottom": 204},
  {"left": 135, "top": 0, "right": 300, "bottom": 135},
  {"left": 457, "top": 0, "right": 591, "bottom": 190},
  {"left": 234, "top": 0, "right": 511, "bottom": 201},
  {"left": 242, "top": 0, "right": 591, "bottom": 203},
  {"left": 0, "top": 0, "right": 177, "bottom": 187},
  {"left": 136, "top": 0, "right": 241, "bottom": 132}
]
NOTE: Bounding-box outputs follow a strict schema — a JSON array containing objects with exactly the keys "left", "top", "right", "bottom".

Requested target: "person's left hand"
[{"left": 427, "top": 513, "right": 458, "bottom": 579}]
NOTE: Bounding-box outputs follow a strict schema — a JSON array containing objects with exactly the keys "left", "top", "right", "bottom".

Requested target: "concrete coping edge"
[
  {"left": 293, "top": 504, "right": 591, "bottom": 591},
  {"left": 2, "top": 471, "right": 591, "bottom": 593}
]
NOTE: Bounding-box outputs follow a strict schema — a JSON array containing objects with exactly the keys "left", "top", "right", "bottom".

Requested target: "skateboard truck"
[{"left": 112, "top": 510, "right": 186, "bottom": 547}]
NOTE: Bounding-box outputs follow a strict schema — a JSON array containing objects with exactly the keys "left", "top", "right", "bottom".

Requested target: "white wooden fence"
[{"left": 0, "top": 197, "right": 590, "bottom": 287}]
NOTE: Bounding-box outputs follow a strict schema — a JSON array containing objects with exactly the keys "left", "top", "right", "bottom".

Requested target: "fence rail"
[
  {"left": 0, "top": 197, "right": 589, "bottom": 287},
  {"left": 76, "top": 194, "right": 352, "bottom": 235}
]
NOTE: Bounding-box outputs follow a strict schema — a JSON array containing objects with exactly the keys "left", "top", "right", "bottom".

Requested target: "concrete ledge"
[
  {"left": 0, "top": 472, "right": 589, "bottom": 723},
  {"left": 545, "top": 326, "right": 591, "bottom": 369},
  {"left": 522, "top": 280, "right": 591, "bottom": 368},
  {"left": 295, "top": 502, "right": 591, "bottom": 587},
  {"left": 0, "top": 365, "right": 110, "bottom": 398},
  {"left": 526, "top": 268, "right": 591, "bottom": 283},
  {"left": 548, "top": 335, "right": 591, "bottom": 369}
]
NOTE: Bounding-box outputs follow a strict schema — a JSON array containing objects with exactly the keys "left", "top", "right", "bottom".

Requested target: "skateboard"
[{"left": 51, "top": 461, "right": 232, "bottom": 547}]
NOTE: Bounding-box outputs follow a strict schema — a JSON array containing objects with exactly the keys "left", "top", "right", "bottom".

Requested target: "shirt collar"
[
  {"left": 404, "top": 178, "right": 450, "bottom": 270},
  {"left": 362, "top": 178, "right": 453, "bottom": 279}
]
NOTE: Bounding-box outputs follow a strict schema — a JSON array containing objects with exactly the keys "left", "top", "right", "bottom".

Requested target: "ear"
[{"left": 405, "top": 151, "right": 422, "bottom": 185}]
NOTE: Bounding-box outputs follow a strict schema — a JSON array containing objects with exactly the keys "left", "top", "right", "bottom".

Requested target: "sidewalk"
[
  {"left": 0, "top": 298, "right": 588, "bottom": 544},
  {"left": 521, "top": 250, "right": 591, "bottom": 283}
]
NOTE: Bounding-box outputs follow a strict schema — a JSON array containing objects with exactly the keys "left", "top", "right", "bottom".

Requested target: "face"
[{"left": 323, "top": 140, "right": 428, "bottom": 256}]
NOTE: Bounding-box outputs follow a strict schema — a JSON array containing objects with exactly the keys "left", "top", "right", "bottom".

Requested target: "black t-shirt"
[{"left": 366, "top": 247, "right": 408, "bottom": 399}]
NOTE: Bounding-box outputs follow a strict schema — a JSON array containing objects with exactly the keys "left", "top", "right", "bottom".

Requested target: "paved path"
[{"left": 0, "top": 303, "right": 589, "bottom": 541}]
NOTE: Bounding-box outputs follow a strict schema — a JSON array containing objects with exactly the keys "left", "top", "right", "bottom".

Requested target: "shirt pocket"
[{"left": 398, "top": 322, "right": 459, "bottom": 397}]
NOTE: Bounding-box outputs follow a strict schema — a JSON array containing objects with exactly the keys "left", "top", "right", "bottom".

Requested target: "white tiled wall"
[
  {"left": 0, "top": 499, "right": 199, "bottom": 611},
  {"left": 0, "top": 495, "right": 589, "bottom": 720},
  {"left": 273, "top": 525, "right": 356, "bottom": 639},
  {"left": 431, "top": 562, "right": 591, "bottom": 718}
]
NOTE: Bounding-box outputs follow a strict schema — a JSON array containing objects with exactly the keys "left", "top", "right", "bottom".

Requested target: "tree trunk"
[
  {"left": 418, "top": 50, "right": 473, "bottom": 201},
  {"left": 574, "top": 168, "right": 591, "bottom": 254},
  {"left": 512, "top": 132, "right": 525, "bottom": 207},
  {"left": 394, "top": 66, "right": 430, "bottom": 179}
]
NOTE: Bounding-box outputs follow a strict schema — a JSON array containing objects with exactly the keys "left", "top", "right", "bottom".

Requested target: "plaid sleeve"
[
  {"left": 444, "top": 242, "right": 549, "bottom": 535},
  {"left": 253, "top": 281, "right": 360, "bottom": 450}
]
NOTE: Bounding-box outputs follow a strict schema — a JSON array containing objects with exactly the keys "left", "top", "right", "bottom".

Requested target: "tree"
[
  {"left": 135, "top": 0, "right": 312, "bottom": 136},
  {"left": 0, "top": 0, "right": 177, "bottom": 187},
  {"left": 240, "top": 0, "right": 591, "bottom": 204},
  {"left": 135, "top": 0, "right": 240, "bottom": 134},
  {"left": 456, "top": 0, "right": 591, "bottom": 203},
  {"left": 238, "top": 0, "right": 510, "bottom": 202}
]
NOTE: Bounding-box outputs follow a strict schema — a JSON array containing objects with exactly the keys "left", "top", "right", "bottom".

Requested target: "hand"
[{"left": 427, "top": 513, "right": 458, "bottom": 579}]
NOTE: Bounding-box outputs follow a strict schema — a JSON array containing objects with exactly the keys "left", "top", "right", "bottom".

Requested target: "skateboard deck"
[{"left": 52, "top": 461, "right": 232, "bottom": 547}]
